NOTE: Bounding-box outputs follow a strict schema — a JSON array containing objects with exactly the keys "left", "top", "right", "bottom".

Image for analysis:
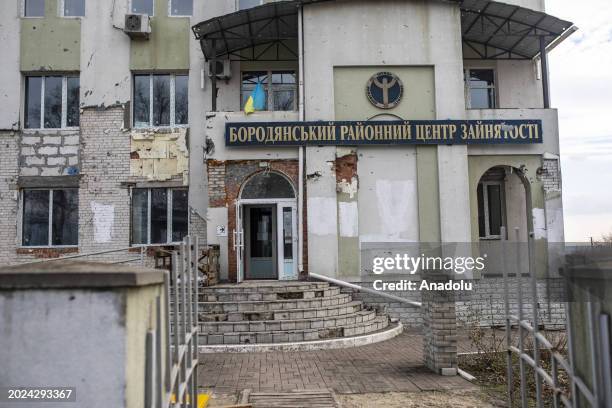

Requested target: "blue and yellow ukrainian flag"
[{"left": 244, "top": 82, "right": 266, "bottom": 114}]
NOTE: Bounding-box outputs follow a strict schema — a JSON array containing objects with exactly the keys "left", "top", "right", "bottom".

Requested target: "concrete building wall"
[
  {"left": 0, "top": 289, "right": 127, "bottom": 408},
  {"left": 0, "top": 1, "right": 21, "bottom": 130}
]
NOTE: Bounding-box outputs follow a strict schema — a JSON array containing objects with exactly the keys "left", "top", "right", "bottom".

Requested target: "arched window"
[{"left": 240, "top": 172, "right": 295, "bottom": 199}]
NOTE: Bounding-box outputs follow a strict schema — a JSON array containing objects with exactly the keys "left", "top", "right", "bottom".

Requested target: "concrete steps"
[{"left": 197, "top": 280, "right": 401, "bottom": 350}]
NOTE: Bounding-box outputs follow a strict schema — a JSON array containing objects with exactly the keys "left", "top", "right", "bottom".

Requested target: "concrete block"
[
  {"left": 43, "top": 136, "right": 62, "bottom": 145},
  {"left": 59, "top": 146, "right": 78, "bottom": 155},
  {"left": 20, "top": 167, "right": 40, "bottom": 176},
  {"left": 38, "top": 146, "right": 58, "bottom": 155},
  {"left": 41, "top": 167, "right": 62, "bottom": 176},
  {"left": 25, "top": 156, "right": 45, "bottom": 166},
  {"left": 21, "top": 147, "right": 36, "bottom": 156},
  {"left": 67, "top": 156, "right": 78, "bottom": 166},
  {"left": 440, "top": 367, "right": 458, "bottom": 376},
  {"left": 63, "top": 135, "right": 79, "bottom": 145},
  {"left": 47, "top": 156, "right": 66, "bottom": 166},
  {"left": 22, "top": 136, "right": 41, "bottom": 145}
]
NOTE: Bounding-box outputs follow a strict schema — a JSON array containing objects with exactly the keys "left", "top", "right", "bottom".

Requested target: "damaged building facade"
[{"left": 0, "top": 0, "right": 572, "bottom": 300}]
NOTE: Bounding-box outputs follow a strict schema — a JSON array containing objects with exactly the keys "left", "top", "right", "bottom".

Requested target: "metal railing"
[
  {"left": 16, "top": 246, "right": 147, "bottom": 266},
  {"left": 146, "top": 236, "right": 199, "bottom": 408},
  {"left": 500, "top": 227, "right": 608, "bottom": 408},
  {"left": 309, "top": 272, "right": 422, "bottom": 308}
]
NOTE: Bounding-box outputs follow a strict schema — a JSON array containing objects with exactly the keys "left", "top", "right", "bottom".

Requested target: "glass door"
[{"left": 278, "top": 204, "right": 298, "bottom": 280}]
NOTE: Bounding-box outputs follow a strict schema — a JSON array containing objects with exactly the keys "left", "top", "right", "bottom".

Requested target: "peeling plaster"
[
  {"left": 91, "top": 202, "right": 114, "bottom": 243},
  {"left": 336, "top": 177, "right": 358, "bottom": 199},
  {"left": 130, "top": 128, "right": 189, "bottom": 184}
]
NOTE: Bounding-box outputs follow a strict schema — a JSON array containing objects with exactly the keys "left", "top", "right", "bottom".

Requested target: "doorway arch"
[{"left": 235, "top": 170, "right": 298, "bottom": 282}]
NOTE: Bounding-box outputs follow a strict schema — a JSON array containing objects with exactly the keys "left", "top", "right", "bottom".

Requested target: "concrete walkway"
[{"left": 198, "top": 331, "right": 475, "bottom": 394}]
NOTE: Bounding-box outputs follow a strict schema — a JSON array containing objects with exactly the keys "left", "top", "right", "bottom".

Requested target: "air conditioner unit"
[
  {"left": 124, "top": 14, "right": 151, "bottom": 39},
  {"left": 206, "top": 60, "right": 232, "bottom": 80}
]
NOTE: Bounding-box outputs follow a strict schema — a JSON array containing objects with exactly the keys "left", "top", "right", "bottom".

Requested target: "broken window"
[
  {"left": 24, "top": 0, "right": 45, "bottom": 17},
  {"left": 465, "top": 69, "right": 497, "bottom": 109},
  {"left": 170, "top": 0, "right": 192, "bottom": 16},
  {"left": 131, "top": 0, "right": 153, "bottom": 15},
  {"left": 25, "top": 75, "right": 80, "bottom": 129},
  {"left": 131, "top": 188, "right": 188, "bottom": 245},
  {"left": 22, "top": 189, "right": 78, "bottom": 247},
  {"left": 63, "top": 0, "right": 85, "bottom": 17},
  {"left": 241, "top": 71, "right": 297, "bottom": 112},
  {"left": 133, "top": 74, "right": 188, "bottom": 128}
]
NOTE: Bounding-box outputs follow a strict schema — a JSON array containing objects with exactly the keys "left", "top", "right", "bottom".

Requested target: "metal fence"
[
  {"left": 500, "top": 227, "right": 610, "bottom": 408},
  {"left": 147, "top": 236, "right": 199, "bottom": 408}
]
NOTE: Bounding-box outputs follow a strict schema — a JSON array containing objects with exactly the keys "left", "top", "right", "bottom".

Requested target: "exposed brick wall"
[
  {"left": 78, "top": 107, "right": 132, "bottom": 261},
  {"left": 207, "top": 160, "right": 226, "bottom": 208},
  {"left": 0, "top": 132, "right": 20, "bottom": 264},
  {"left": 19, "top": 131, "right": 80, "bottom": 176}
]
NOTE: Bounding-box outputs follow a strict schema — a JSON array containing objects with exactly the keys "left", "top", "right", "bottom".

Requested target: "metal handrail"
[
  {"left": 16, "top": 246, "right": 145, "bottom": 265},
  {"left": 309, "top": 272, "right": 422, "bottom": 308}
]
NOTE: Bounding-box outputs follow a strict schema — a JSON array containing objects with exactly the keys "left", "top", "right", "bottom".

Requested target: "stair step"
[
  {"left": 199, "top": 300, "right": 365, "bottom": 322},
  {"left": 200, "top": 286, "right": 341, "bottom": 302},
  {"left": 200, "top": 309, "right": 378, "bottom": 334},
  {"left": 198, "top": 293, "right": 352, "bottom": 313},
  {"left": 200, "top": 281, "right": 329, "bottom": 294},
  {"left": 200, "top": 316, "right": 390, "bottom": 345}
]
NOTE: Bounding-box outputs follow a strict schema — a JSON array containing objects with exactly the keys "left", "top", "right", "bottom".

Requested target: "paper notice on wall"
[
  {"left": 339, "top": 201, "right": 358, "bottom": 237},
  {"left": 91, "top": 202, "right": 114, "bottom": 243}
]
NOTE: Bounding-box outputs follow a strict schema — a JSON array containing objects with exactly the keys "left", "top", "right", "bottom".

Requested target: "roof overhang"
[{"left": 192, "top": 0, "right": 575, "bottom": 61}]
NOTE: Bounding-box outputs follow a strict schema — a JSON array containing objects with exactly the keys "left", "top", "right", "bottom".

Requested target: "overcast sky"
[{"left": 546, "top": 0, "right": 612, "bottom": 242}]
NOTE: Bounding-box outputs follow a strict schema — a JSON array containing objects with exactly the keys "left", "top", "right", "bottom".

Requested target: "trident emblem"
[{"left": 366, "top": 72, "right": 404, "bottom": 109}]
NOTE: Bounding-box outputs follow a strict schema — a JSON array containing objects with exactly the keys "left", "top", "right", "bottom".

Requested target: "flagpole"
[{"left": 298, "top": 5, "right": 305, "bottom": 277}]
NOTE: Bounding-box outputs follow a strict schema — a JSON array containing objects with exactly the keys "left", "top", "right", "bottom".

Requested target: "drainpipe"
[
  {"left": 298, "top": 6, "right": 305, "bottom": 276},
  {"left": 539, "top": 36, "right": 550, "bottom": 109}
]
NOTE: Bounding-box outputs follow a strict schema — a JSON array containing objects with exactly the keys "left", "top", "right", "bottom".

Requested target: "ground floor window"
[
  {"left": 22, "top": 189, "right": 79, "bottom": 247},
  {"left": 131, "top": 188, "right": 188, "bottom": 245},
  {"left": 477, "top": 180, "right": 505, "bottom": 239}
]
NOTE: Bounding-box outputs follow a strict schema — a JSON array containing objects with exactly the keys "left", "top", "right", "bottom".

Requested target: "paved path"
[{"left": 198, "top": 331, "right": 475, "bottom": 394}]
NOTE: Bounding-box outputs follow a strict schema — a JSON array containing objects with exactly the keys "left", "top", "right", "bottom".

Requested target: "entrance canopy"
[{"left": 192, "top": 0, "right": 575, "bottom": 61}]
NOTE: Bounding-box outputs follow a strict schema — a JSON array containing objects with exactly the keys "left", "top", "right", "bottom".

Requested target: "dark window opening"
[
  {"left": 25, "top": 76, "right": 80, "bottom": 129},
  {"left": 241, "top": 71, "right": 297, "bottom": 112},
  {"left": 477, "top": 177, "right": 506, "bottom": 239},
  {"left": 465, "top": 69, "right": 496, "bottom": 109},
  {"left": 131, "top": 188, "right": 188, "bottom": 245},
  {"left": 133, "top": 74, "right": 188, "bottom": 128},
  {"left": 22, "top": 189, "right": 78, "bottom": 247}
]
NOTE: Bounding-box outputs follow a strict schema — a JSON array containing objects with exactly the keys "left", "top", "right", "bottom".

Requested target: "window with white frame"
[
  {"left": 477, "top": 181, "right": 505, "bottom": 239},
  {"left": 170, "top": 0, "right": 192, "bottom": 16},
  {"left": 25, "top": 75, "right": 80, "bottom": 129},
  {"left": 133, "top": 74, "right": 188, "bottom": 128},
  {"left": 238, "top": 0, "right": 264, "bottom": 10},
  {"left": 241, "top": 71, "right": 297, "bottom": 112},
  {"left": 63, "top": 0, "right": 85, "bottom": 16},
  {"left": 131, "top": 0, "right": 153, "bottom": 15},
  {"left": 465, "top": 68, "right": 497, "bottom": 109},
  {"left": 22, "top": 189, "right": 79, "bottom": 247},
  {"left": 24, "top": 0, "right": 45, "bottom": 17},
  {"left": 131, "top": 188, "right": 188, "bottom": 245}
]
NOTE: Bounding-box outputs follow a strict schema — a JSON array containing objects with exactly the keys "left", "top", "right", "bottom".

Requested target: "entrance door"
[{"left": 245, "top": 205, "right": 277, "bottom": 279}]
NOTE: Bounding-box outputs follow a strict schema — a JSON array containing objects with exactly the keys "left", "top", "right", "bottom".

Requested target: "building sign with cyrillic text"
[{"left": 225, "top": 120, "right": 543, "bottom": 146}]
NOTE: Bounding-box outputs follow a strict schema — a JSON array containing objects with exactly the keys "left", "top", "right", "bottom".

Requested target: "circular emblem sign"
[{"left": 366, "top": 72, "right": 404, "bottom": 109}]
